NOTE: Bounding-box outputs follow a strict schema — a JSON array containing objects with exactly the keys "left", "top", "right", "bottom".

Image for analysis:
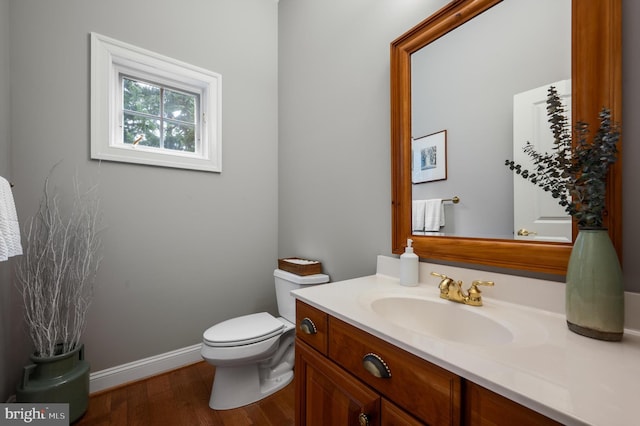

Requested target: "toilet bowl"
[{"left": 201, "top": 268, "right": 329, "bottom": 410}]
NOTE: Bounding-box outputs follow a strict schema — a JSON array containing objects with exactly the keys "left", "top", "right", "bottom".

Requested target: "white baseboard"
[{"left": 89, "top": 343, "right": 203, "bottom": 394}]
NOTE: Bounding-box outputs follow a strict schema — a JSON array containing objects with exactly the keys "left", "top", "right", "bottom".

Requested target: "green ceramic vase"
[
  {"left": 566, "top": 229, "right": 624, "bottom": 341},
  {"left": 16, "top": 344, "right": 90, "bottom": 423}
]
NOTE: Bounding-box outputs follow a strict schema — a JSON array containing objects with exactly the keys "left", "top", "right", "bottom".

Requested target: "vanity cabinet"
[
  {"left": 295, "top": 300, "right": 458, "bottom": 425},
  {"left": 295, "top": 300, "right": 562, "bottom": 426}
]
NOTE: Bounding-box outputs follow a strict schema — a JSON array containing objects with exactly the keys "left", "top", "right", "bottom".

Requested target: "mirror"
[
  {"left": 391, "top": 0, "right": 622, "bottom": 275},
  {"left": 411, "top": 0, "right": 571, "bottom": 241}
]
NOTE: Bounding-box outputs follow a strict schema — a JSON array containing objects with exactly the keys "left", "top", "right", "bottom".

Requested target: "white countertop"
[{"left": 292, "top": 268, "right": 640, "bottom": 426}]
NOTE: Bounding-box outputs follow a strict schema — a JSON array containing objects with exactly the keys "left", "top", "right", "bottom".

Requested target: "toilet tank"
[{"left": 274, "top": 269, "right": 330, "bottom": 323}]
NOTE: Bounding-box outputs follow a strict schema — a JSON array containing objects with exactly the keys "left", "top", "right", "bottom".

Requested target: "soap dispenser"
[{"left": 400, "top": 238, "right": 419, "bottom": 286}]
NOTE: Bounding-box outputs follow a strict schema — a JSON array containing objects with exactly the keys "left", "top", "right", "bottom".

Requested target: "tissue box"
[{"left": 278, "top": 257, "right": 322, "bottom": 276}]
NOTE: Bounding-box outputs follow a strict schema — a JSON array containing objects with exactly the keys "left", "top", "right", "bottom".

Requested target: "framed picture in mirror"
[{"left": 412, "top": 130, "right": 447, "bottom": 183}]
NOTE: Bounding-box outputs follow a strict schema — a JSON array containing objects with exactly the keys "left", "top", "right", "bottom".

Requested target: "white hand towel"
[
  {"left": 0, "top": 176, "right": 22, "bottom": 261},
  {"left": 424, "top": 198, "right": 444, "bottom": 232},
  {"left": 412, "top": 200, "right": 426, "bottom": 231}
]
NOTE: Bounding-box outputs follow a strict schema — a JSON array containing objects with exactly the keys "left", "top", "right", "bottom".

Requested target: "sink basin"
[{"left": 369, "top": 296, "right": 514, "bottom": 345}]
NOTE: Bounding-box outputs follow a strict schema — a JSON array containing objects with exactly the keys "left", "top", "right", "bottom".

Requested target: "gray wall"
[
  {"left": 278, "top": 0, "right": 449, "bottom": 281},
  {"left": 622, "top": 0, "right": 640, "bottom": 293},
  {"left": 0, "top": 0, "right": 7, "bottom": 176},
  {"left": 2, "top": 0, "right": 278, "bottom": 401},
  {"left": 0, "top": 0, "right": 16, "bottom": 404}
]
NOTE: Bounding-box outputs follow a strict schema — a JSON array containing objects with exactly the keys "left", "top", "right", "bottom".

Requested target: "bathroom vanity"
[
  {"left": 302, "top": 1, "right": 630, "bottom": 423},
  {"left": 295, "top": 301, "right": 559, "bottom": 425},
  {"left": 292, "top": 256, "right": 640, "bottom": 426}
]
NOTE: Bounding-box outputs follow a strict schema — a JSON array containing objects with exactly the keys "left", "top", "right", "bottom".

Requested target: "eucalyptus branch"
[{"left": 505, "top": 86, "right": 619, "bottom": 228}]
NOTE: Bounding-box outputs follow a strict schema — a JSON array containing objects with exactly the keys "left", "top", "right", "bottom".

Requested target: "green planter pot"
[
  {"left": 16, "top": 344, "right": 90, "bottom": 423},
  {"left": 566, "top": 229, "right": 624, "bottom": 341}
]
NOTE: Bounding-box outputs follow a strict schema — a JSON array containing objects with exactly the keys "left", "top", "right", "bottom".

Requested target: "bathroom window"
[
  {"left": 91, "top": 32, "right": 222, "bottom": 172},
  {"left": 121, "top": 76, "right": 199, "bottom": 153}
]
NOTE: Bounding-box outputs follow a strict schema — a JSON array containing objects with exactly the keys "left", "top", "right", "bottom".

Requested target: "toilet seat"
[{"left": 203, "top": 312, "right": 284, "bottom": 347}]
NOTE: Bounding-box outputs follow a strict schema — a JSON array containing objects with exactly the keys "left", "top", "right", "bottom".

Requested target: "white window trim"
[{"left": 90, "top": 32, "right": 222, "bottom": 172}]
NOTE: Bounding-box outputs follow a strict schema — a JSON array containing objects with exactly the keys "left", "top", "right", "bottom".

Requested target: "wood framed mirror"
[{"left": 391, "top": 0, "right": 622, "bottom": 275}]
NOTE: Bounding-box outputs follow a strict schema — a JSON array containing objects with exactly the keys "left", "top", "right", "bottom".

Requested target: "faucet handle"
[
  {"left": 431, "top": 272, "right": 456, "bottom": 298},
  {"left": 466, "top": 280, "right": 495, "bottom": 306},
  {"left": 471, "top": 280, "right": 494, "bottom": 288}
]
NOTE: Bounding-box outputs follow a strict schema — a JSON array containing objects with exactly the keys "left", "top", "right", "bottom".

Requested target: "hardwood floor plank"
[
  {"left": 170, "top": 367, "right": 206, "bottom": 425},
  {"left": 109, "top": 386, "right": 130, "bottom": 425},
  {"left": 146, "top": 371, "right": 172, "bottom": 397},
  {"left": 77, "top": 392, "right": 112, "bottom": 425},
  {"left": 144, "top": 373, "right": 176, "bottom": 425},
  {"left": 74, "top": 362, "right": 295, "bottom": 425},
  {"left": 251, "top": 383, "right": 296, "bottom": 426},
  {"left": 126, "top": 381, "right": 152, "bottom": 426},
  {"left": 271, "top": 381, "right": 296, "bottom": 424}
]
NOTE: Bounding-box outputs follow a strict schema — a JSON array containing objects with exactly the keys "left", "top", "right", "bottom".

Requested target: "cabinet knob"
[
  {"left": 358, "top": 413, "right": 370, "bottom": 426},
  {"left": 299, "top": 317, "right": 317, "bottom": 335},
  {"left": 362, "top": 353, "right": 391, "bottom": 378}
]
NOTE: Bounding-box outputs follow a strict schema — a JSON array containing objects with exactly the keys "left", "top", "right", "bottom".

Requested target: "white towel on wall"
[
  {"left": 424, "top": 198, "right": 444, "bottom": 232},
  {"left": 412, "top": 200, "right": 426, "bottom": 231},
  {"left": 0, "top": 176, "right": 22, "bottom": 261}
]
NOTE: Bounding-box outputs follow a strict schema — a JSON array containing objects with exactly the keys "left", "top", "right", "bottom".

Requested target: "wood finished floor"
[{"left": 74, "top": 361, "right": 295, "bottom": 426}]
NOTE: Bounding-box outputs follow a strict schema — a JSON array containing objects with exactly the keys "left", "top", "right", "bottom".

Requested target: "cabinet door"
[
  {"left": 463, "top": 382, "right": 562, "bottom": 426},
  {"left": 296, "top": 340, "right": 381, "bottom": 426},
  {"left": 382, "top": 399, "right": 425, "bottom": 426}
]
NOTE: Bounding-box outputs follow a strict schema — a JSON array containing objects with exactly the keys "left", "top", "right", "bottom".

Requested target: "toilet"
[{"left": 201, "top": 268, "right": 330, "bottom": 410}]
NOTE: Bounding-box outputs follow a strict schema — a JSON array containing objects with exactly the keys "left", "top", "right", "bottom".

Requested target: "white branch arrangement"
[{"left": 16, "top": 175, "right": 102, "bottom": 358}]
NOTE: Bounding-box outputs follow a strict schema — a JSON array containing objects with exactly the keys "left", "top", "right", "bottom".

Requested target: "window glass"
[{"left": 122, "top": 77, "right": 198, "bottom": 153}]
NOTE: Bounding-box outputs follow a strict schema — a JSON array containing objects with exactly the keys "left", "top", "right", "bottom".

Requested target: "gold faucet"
[{"left": 430, "top": 272, "right": 494, "bottom": 306}]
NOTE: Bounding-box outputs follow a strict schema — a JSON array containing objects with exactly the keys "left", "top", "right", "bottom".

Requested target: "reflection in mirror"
[
  {"left": 512, "top": 79, "right": 572, "bottom": 243},
  {"left": 410, "top": 0, "right": 571, "bottom": 240},
  {"left": 390, "top": 0, "right": 622, "bottom": 275}
]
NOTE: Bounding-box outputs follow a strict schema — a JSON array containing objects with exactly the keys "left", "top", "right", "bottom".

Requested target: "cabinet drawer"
[
  {"left": 329, "top": 316, "right": 461, "bottom": 425},
  {"left": 296, "top": 300, "right": 329, "bottom": 355}
]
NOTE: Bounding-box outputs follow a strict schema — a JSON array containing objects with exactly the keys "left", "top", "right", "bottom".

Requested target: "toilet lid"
[{"left": 203, "top": 312, "right": 284, "bottom": 347}]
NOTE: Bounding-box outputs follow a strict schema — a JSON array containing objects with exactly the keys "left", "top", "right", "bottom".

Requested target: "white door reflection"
[{"left": 512, "top": 79, "right": 572, "bottom": 242}]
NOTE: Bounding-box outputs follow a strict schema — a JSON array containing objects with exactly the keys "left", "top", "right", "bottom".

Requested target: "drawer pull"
[
  {"left": 362, "top": 353, "right": 391, "bottom": 378},
  {"left": 299, "top": 317, "right": 318, "bottom": 335},
  {"left": 358, "top": 413, "right": 370, "bottom": 426}
]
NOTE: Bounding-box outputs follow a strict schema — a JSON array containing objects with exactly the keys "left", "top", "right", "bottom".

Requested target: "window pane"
[
  {"left": 123, "top": 78, "right": 160, "bottom": 116},
  {"left": 164, "top": 89, "right": 197, "bottom": 123},
  {"left": 164, "top": 121, "right": 196, "bottom": 152},
  {"left": 123, "top": 113, "right": 161, "bottom": 147}
]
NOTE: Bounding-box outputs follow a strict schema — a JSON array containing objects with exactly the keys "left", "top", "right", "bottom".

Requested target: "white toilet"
[{"left": 201, "top": 268, "right": 330, "bottom": 410}]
